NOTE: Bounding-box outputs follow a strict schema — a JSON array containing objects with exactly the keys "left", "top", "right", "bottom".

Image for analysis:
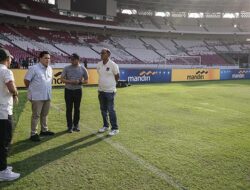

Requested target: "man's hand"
[
  {"left": 13, "top": 96, "right": 19, "bottom": 105},
  {"left": 78, "top": 77, "right": 83, "bottom": 85},
  {"left": 71, "top": 80, "right": 79, "bottom": 85}
]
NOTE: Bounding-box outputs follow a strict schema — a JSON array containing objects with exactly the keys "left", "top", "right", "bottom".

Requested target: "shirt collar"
[
  {"left": 0, "top": 64, "right": 7, "bottom": 69},
  {"left": 102, "top": 59, "right": 110, "bottom": 65},
  {"left": 39, "top": 62, "right": 48, "bottom": 69}
]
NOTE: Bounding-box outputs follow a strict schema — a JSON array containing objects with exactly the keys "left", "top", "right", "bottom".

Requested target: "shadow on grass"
[
  {"left": 10, "top": 130, "right": 67, "bottom": 156},
  {"left": 0, "top": 132, "right": 110, "bottom": 188},
  {"left": 13, "top": 91, "right": 28, "bottom": 127}
]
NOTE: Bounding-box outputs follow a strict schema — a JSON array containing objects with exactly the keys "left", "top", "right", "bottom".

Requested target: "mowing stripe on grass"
[{"left": 52, "top": 104, "right": 188, "bottom": 190}]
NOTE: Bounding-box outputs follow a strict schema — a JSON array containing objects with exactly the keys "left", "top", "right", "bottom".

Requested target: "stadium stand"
[
  {"left": 0, "top": 22, "right": 246, "bottom": 67},
  {"left": 0, "top": 0, "right": 249, "bottom": 68}
]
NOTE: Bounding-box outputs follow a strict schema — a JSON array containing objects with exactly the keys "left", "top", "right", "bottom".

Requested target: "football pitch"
[{"left": 1, "top": 80, "right": 250, "bottom": 190}]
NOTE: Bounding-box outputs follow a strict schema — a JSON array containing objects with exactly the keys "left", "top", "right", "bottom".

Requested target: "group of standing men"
[{"left": 0, "top": 48, "right": 120, "bottom": 181}]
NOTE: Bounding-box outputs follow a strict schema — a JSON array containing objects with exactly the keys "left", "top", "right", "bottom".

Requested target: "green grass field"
[{"left": 1, "top": 80, "right": 250, "bottom": 190}]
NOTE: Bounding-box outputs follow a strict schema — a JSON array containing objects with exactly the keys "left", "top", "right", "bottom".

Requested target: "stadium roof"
[{"left": 116, "top": 0, "right": 250, "bottom": 13}]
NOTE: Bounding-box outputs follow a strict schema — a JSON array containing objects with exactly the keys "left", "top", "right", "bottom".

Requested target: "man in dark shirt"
[{"left": 61, "top": 53, "right": 89, "bottom": 133}]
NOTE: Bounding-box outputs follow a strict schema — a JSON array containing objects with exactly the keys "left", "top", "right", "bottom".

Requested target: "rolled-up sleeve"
[
  {"left": 83, "top": 67, "right": 89, "bottom": 80},
  {"left": 61, "top": 67, "right": 67, "bottom": 78},
  {"left": 25, "top": 67, "right": 35, "bottom": 81},
  {"left": 112, "top": 63, "right": 119, "bottom": 75},
  {"left": 4, "top": 70, "right": 14, "bottom": 83}
]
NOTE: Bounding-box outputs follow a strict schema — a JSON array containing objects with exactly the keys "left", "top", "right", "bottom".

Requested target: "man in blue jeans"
[{"left": 97, "top": 48, "right": 120, "bottom": 136}]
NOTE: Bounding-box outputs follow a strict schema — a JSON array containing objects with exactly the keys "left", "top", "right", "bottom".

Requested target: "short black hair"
[
  {"left": 39, "top": 51, "right": 50, "bottom": 58},
  {"left": 70, "top": 53, "right": 80, "bottom": 60},
  {"left": 0, "top": 48, "right": 13, "bottom": 62}
]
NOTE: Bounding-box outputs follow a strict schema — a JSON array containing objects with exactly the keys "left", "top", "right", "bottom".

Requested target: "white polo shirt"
[
  {"left": 96, "top": 59, "right": 119, "bottom": 92},
  {"left": 0, "top": 64, "right": 14, "bottom": 119},
  {"left": 25, "top": 63, "right": 52, "bottom": 101}
]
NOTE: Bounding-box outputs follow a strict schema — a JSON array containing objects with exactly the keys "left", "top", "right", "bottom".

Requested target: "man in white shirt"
[
  {"left": 24, "top": 51, "right": 55, "bottom": 142},
  {"left": 97, "top": 48, "right": 120, "bottom": 136},
  {"left": 0, "top": 48, "right": 20, "bottom": 181}
]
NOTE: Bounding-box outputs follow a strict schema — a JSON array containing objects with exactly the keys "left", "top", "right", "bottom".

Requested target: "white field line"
[
  {"left": 51, "top": 104, "right": 188, "bottom": 190},
  {"left": 199, "top": 103, "right": 247, "bottom": 115},
  {"left": 193, "top": 106, "right": 217, "bottom": 113},
  {"left": 216, "top": 107, "right": 247, "bottom": 115}
]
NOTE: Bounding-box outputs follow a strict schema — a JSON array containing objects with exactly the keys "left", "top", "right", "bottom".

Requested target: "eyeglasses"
[{"left": 100, "top": 52, "right": 107, "bottom": 55}]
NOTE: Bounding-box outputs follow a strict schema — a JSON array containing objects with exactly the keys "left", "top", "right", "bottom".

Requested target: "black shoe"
[
  {"left": 67, "top": 128, "right": 73, "bottom": 133},
  {"left": 40, "top": 131, "right": 55, "bottom": 136},
  {"left": 30, "top": 134, "right": 41, "bottom": 142},
  {"left": 73, "top": 128, "right": 80, "bottom": 132},
  {"left": 73, "top": 127, "right": 80, "bottom": 132},
  {"left": 72, "top": 124, "right": 80, "bottom": 132}
]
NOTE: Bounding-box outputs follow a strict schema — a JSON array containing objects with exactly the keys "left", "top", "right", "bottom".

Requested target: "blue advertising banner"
[
  {"left": 220, "top": 69, "right": 250, "bottom": 80},
  {"left": 119, "top": 69, "right": 171, "bottom": 83}
]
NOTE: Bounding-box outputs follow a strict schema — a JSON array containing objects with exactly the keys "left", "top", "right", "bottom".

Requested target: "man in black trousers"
[
  {"left": 0, "top": 48, "right": 20, "bottom": 181},
  {"left": 61, "top": 54, "right": 88, "bottom": 133}
]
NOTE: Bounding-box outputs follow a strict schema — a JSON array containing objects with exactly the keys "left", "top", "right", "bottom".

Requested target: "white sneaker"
[
  {"left": 0, "top": 168, "right": 20, "bottom": 181},
  {"left": 109, "top": 129, "right": 119, "bottom": 136},
  {"left": 7, "top": 166, "right": 13, "bottom": 171},
  {"left": 98, "top": 127, "right": 109, "bottom": 133}
]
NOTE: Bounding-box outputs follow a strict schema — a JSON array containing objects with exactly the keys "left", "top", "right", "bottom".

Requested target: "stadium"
[{"left": 0, "top": 0, "right": 250, "bottom": 189}]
